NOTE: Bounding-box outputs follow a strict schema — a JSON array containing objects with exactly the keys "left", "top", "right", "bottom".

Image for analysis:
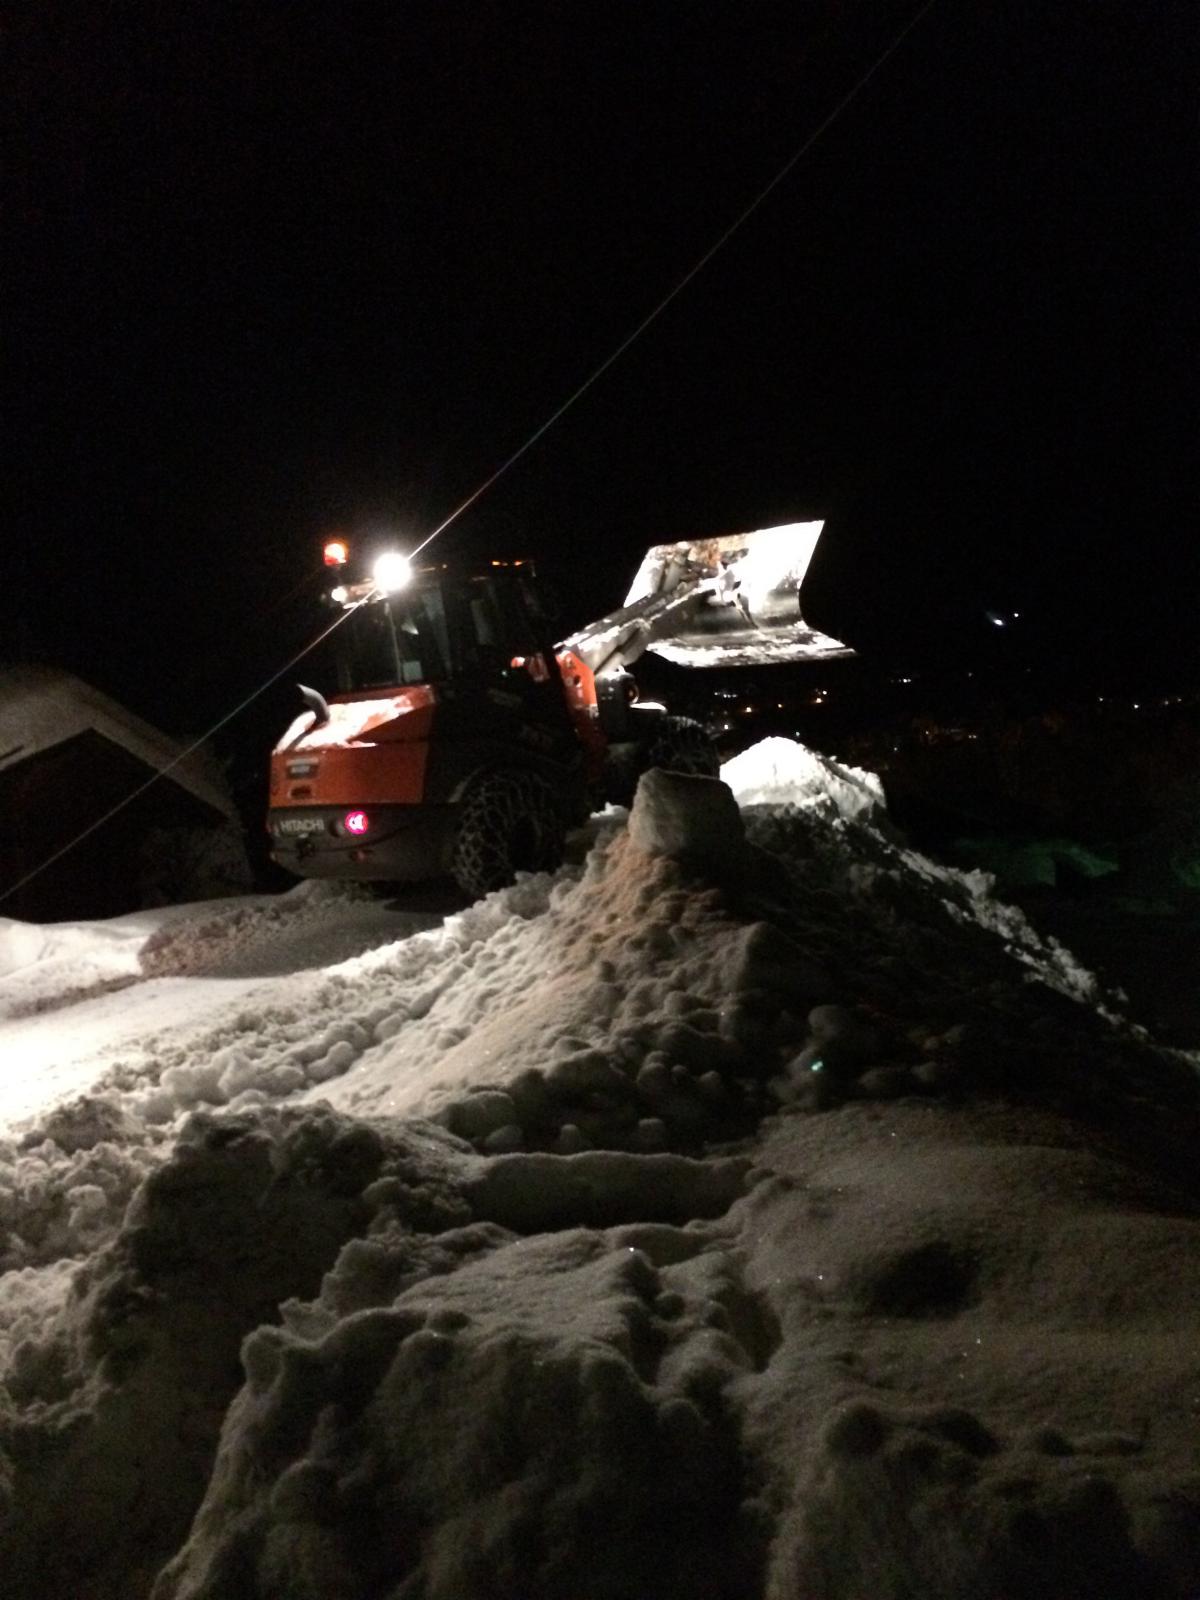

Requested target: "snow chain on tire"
[
  {"left": 451, "top": 768, "right": 568, "bottom": 899},
  {"left": 643, "top": 715, "right": 720, "bottom": 780}
]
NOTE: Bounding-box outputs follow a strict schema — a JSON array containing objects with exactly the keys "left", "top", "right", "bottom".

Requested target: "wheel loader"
[{"left": 267, "top": 522, "right": 852, "bottom": 897}]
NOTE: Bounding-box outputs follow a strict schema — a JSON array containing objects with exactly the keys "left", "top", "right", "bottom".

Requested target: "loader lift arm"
[{"left": 557, "top": 561, "right": 727, "bottom": 676}]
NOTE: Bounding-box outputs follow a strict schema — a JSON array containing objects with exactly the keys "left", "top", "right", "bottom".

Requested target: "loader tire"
[
  {"left": 643, "top": 716, "right": 720, "bottom": 780},
  {"left": 451, "top": 768, "right": 568, "bottom": 899}
]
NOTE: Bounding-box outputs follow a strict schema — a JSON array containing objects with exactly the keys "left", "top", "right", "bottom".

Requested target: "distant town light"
[{"left": 324, "top": 538, "right": 349, "bottom": 567}]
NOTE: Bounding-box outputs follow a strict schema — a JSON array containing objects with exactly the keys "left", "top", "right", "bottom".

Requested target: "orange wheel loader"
[{"left": 267, "top": 523, "right": 851, "bottom": 898}]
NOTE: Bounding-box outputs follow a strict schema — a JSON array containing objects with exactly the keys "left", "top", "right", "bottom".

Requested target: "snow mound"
[
  {"left": 0, "top": 1095, "right": 161, "bottom": 1276},
  {"left": 723, "top": 735, "right": 888, "bottom": 825},
  {"left": 22, "top": 1096, "right": 1188, "bottom": 1600},
  {"left": 136, "top": 881, "right": 420, "bottom": 980},
  {"left": 9, "top": 738, "right": 1190, "bottom": 1170},
  {"left": 0, "top": 912, "right": 150, "bottom": 1018},
  {"left": 0, "top": 1107, "right": 445, "bottom": 1595},
  {"left": 738, "top": 1106, "right": 1200, "bottom": 1599},
  {"left": 300, "top": 830, "right": 832, "bottom": 1151},
  {"left": 156, "top": 1219, "right": 770, "bottom": 1600},
  {"left": 2, "top": 738, "right": 1199, "bottom": 1599}
]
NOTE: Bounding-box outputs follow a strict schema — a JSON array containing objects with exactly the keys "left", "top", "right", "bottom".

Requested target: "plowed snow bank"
[{"left": 1, "top": 739, "right": 1197, "bottom": 1600}]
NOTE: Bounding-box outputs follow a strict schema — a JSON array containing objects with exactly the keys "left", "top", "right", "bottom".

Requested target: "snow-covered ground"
[
  {"left": 0, "top": 886, "right": 445, "bottom": 1125},
  {"left": 1, "top": 739, "right": 1197, "bottom": 1599}
]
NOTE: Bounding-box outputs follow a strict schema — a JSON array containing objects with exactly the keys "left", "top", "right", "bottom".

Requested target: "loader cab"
[
  {"left": 330, "top": 561, "right": 556, "bottom": 695},
  {"left": 321, "top": 558, "right": 586, "bottom": 777}
]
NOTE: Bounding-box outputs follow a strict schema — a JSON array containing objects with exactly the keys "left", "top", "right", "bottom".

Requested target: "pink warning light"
[{"left": 344, "top": 810, "right": 369, "bottom": 835}]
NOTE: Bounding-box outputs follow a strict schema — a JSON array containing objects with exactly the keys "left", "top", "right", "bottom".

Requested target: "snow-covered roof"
[{"left": 0, "top": 664, "right": 235, "bottom": 819}]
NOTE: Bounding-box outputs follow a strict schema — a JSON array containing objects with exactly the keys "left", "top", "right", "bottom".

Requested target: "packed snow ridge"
[{"left": 1, "top": 738, "right": 1198, "bottom": 1599}]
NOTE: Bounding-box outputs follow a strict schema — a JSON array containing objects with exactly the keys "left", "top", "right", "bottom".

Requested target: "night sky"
[{"left": 7, "top": 0, "right": 1197, "bottom": 743}]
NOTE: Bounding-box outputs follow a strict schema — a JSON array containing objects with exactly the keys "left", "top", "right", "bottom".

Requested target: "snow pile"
[
  {"left": 0, "top": 883, "right": 450, "bottom": 1130},
  {"left": 724, "top": 734, "right": 889, "bottom": 826},
  {"left": 134, "top": 880, "right": 436, "bottom": 981},
  {"left": 0, "top": 1096, "right": 161, "bottom": 1274},
  {"left": 156, "top": 1147, "right": 764, "bottom": 1600},
  {"left": 0, "top": 884, "right": 431, "bottom": 1027},
  {"left": 728, "top": 736, "right": 1133, "bottom": 1020},
  {"left": 0, "top": 1106, "right": 415, "bottom": 1596},
  {"left": 0, "top": 739, "right": 1198, "bottom": 1599},
  {"left": 36, "top": 1102, "right": 1190, "bottom": 1600},
  {"left": 0, "top": 912, "right": 150, "bottom": 1019},
  {"left": 118, "top": 868, "right": 577, "bottom": 1132},
  {"left": 3, "top": 738, "right": 1173, "bottom": 1148},
  {"left": 739, "top": 1106, "right": 1200, "bottom": 1600},
  {"left": 73, "top": 737, "right": 1181, "bottom": 1161}
]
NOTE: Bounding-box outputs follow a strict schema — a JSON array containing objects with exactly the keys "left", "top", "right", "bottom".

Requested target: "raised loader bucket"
[{"left": 623, "top": 521, "right": 853, "bottom": 668}]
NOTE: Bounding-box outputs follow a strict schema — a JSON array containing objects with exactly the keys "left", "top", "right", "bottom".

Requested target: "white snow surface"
[
  {"left": 0, "top": 738, "right": 1198, "bottom": 1600},
  {"left": 723, "top": 733, "right": 889, "bottom": 821}
]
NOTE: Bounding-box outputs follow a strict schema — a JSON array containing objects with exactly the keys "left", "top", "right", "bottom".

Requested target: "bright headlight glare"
[{"left": 373, "top": 552, "right": 412, "bottom": 593}]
